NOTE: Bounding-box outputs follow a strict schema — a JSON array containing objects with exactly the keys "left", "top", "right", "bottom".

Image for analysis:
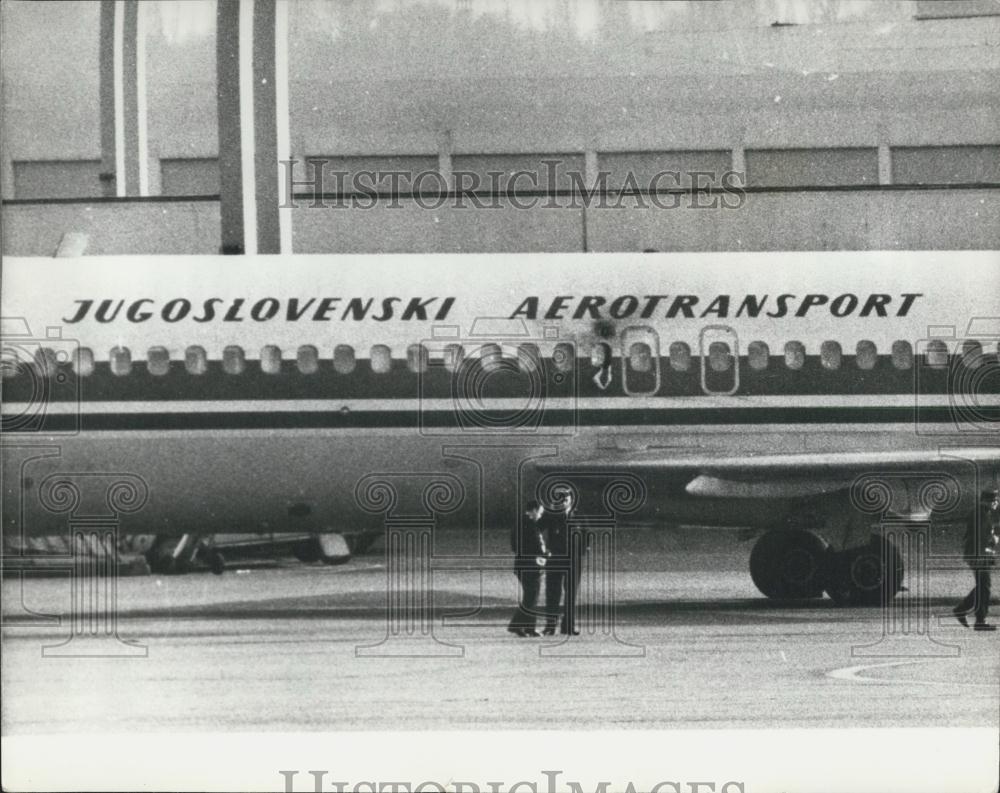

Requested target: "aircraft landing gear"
[
  {"left": 205, "top": 549, "right": 225, "bottom": 575},
  {"left": 749, "top": 529, "right": 830, "bottom": 599},
  {"left": 146, "top": 534, "right": 225, "bottom": 575},
  {"left": 749, "top": 530, "right": 905, "bottom": 605},
  {"left": 345, "top": 531, "right": 380, "bottom": 555},
  {"left": 823, "top": 536, "right": 904, "bottom": 607},
  {"left": 292, "top": 539, "right": 321, "bottom": 563},
  {"left": 290, "top": 533, "right": 352, "bottom": 565}
]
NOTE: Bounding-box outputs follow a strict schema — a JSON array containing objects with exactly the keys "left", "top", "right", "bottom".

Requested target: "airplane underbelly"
[{"left": 1, "top": 419, "right": 968, "bottom": 538}]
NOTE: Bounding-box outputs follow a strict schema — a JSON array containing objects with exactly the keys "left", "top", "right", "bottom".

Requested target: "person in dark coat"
[
  {"left": 542, "top": 491, "right": 588, "bottom": 636},
  {"left": 507, "top": 500, "right": 549, "bottom": 637},
  {"left": 953, "top": 488, "right": 999, "bottom": 631}
]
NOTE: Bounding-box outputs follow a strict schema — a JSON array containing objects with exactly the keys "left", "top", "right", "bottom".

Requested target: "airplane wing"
[{"left": 535, "top": 447, "right": 999, "bottom": 500}]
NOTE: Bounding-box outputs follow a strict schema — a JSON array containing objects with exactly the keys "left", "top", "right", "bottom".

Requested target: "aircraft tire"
[
  {"left": 749, "top": 529, "right": 830, "bottom": 599},
  {"left": 317, "top": 532, "right": 351, "bottom": 565},
  {"left": 208, "top": 550, "right": 225, "bottom": 575},
  {"left": 346, "top": 532, "right": 380, "bottom": 555},
  {"left": 824, "top": 536, "right": 904, "bottom": 607},
  {"left": 146, "top": 538, "right": 179, "bottom": 574},
  {"left": 292, "top": 538, "right": 321, "bottom": 563},
  {"left": 146, "top": 553, "right": 171, "bottom": 574}
]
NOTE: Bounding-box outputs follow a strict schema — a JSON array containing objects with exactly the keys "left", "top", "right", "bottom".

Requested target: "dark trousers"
[
  {"left": 508, "top": 565, "right": 543, "bottom": 631},
  {"left": 544, "top": 546, "right": 585, "bottom": 632},
  {"left": 956, "top": 569, "right": 992, "bottom": 624}
]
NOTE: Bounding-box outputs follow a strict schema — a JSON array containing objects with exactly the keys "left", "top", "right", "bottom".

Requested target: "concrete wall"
[
  {"left": 2, "top": 201, "right": 221, "bottom": 256},
  {"left": 3, "top": 2, "right": 998, "bottom": 198},
  {"left": 586, "top": 187, "right": 1000, "bottom": 252},
  {"left": 6, "top": 188, "right": 998, "bottom": 256}
]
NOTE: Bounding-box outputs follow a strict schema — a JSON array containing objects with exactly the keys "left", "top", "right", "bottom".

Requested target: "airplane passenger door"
[
  {"left": 699, "top": 325, "right": 739, "bottom": 396},
  {"left": 621, "top": 326, "right": 661, "bottom": 396}
]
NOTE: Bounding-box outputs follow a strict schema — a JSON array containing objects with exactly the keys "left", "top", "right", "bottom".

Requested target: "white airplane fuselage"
[{"left": 3, "top": 252, "right": 998, "bottom": 564}]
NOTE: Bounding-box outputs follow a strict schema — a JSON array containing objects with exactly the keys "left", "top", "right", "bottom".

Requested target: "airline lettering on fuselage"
[
  {"left": 510, "top": 293, "right": 924, "bottom": 320},
  {"left": 62, "top": 297, "right": 458, "bottom": 324},
  {"left": 60, "top": 293, "right": 924, "bottom": 325}
]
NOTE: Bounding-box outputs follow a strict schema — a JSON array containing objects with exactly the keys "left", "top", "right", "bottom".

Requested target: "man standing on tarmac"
[
  {"left": 507, "top": 500, "right": 549, "bottom": 637},
  {"left": 953, "top": 487, "right": 999, "bottom": 631},
  {"left": 543, "top": 491, "right": 587, "bottom": 636}
]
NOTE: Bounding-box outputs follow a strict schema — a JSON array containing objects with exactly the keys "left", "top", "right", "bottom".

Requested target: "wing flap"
[
  {"left": 535, "top": 447, "right": 1000, "bottom": 477},
  {"left": 685, "top": 475, "right": 855, "bottom": 499}
]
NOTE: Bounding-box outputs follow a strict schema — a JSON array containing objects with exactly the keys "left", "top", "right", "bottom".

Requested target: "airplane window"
[
  {"left": 629, "top": 342, "right": 653, "bottom": 373},
  {"left": 552, "top": 342, "right": 575, "bottom": 373},
  {"left": 297, "top": 345, "right": 319, "bottom": 374},
  {"left": 747, "top": 341, "right": 769, "bottom": 371},
  {"left": 110, "top": 346, "right": 132, "bottom": 376},
  {"left": 518, "top": 343, "right": 541, "bottom": 373},
  {"left": 820, "top": 341, "right": 842, "bottom": 371},
  {"left": 707, "top": 341, "right": 732, "bottom": 372},
  {"left": 891, "top": 340, "right": 913, "bottom": 370},
  {"left": 33, "top": 348, "right": 58, "bottom": 377},
  {"left": 479, "top": 342, "right": 503, "bottom": 372},
  {"left": 856, "top": 340, "right": 878, "bottom": 370},
  {"left": 223, "top": 345, "right": 246, "bottom": 375},
  {"left": 260, "top": 345, "right": 282, "bottom": 375},
  {"left": 591, "top": 341, "right": 612, "bottom": 368},
  {"left": 924, "top": 339, "right": 950, "bottom": 368},
  {"left": 442, "top": 343, "right": 463, "bottom": 372},
  {"left": 370, "top": 344, "right": 392, "bottom": 374},
  {"left": 72, "top": 347, "right": 94, "bottom": 377},
  {"left": 407, "top": 343, "right": 429, "bottom": 373},
  {"left": 147, "top": 346, "right": 170, "bottom": 376},
  {"left": 334, "top": 344, "right": 356, "bottom": 374},
  {"left": 784, "top": 341, "right": 805, "bottom": 371},
  {"left": 668, "top": 341, "right": 691, "bottom": 372},
  {"left": 185, "top": 345, "right": 208, "bottom": 375},
  {"left": 0, "top": 355, "right": 17, "bottom": 380},
  {"left": 961, "top": 339, "right": 984, "bottom": 369}
]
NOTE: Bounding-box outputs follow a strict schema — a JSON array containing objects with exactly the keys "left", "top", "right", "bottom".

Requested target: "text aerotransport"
[{"left": 510, "top": 293, "right": 923, "bottom": 320}]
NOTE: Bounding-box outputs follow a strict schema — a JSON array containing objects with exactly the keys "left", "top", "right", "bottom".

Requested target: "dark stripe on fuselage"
[
  {"left": 3, "top": 406, "right": 995, "bottom": 433},
  {"left": 1, "top": 354, "right": 995, "bottom": 404}
]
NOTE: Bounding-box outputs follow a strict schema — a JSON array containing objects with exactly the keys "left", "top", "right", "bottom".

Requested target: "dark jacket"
[
  {"left": 545, "top": 510, "right": 589, "bottom": 557},
  {"left": 511, "top": 513, "right": 548, "bottom": 559},
  {"left": 964, "top": 506, "right": 999, "bottom": 570},
  {"left": 546, "top": 514, "right": 569, "bottom": 557}
]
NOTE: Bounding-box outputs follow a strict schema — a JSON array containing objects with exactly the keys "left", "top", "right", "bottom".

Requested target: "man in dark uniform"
[
  {"left": 507, "top": 499, "right": 549, "bottom": 637},
  {"left": 953, "top": 487, "right": 999, "bottom": 631},
  {"left": 543, "top": 491, "right": 587, "bottom": 636}
]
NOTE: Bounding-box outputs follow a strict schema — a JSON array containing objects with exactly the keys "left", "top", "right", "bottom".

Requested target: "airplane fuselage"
[{"left": 3, "top": 252, "right": 998, "bottom": 598}]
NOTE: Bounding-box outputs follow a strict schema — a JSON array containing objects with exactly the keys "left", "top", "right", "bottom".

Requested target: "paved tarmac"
[{"left": 3, "top": 531, "right": 998, "bottom": 736}]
